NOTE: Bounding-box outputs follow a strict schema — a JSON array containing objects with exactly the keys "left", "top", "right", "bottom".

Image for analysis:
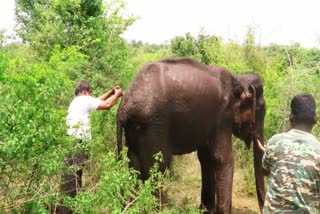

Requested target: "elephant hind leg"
[
  {"left": 126, "top": 126, "right": 172, "bottom": 181},
  {"left": 127, "top": 148, "right": 143, "bottom": 179},
  {"left": 138, "top": 144, "right": 172, "bottom": 181},
  {"left": 198, "top": 147, "right": 216, "bottom": 214},
  {"left": 126, "top": 126, "right": 172, "bottom": 209}
]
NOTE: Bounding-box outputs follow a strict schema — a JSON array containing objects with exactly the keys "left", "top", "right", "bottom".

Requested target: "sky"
[
  {"left": 0, "top": 0, "right": 16, "bottom": 36},
  {"left": 1, "top": 0, "right": 320, "bottom": 48}
]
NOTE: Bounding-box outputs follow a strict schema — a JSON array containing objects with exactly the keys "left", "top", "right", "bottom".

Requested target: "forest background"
[{"left": 1, "top": 0, "right": 320, "bottom": 213}]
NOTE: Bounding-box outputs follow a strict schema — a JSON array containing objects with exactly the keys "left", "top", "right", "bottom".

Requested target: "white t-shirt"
[{"left": 66, "top": 95, "right": 101, "bottom": 141}]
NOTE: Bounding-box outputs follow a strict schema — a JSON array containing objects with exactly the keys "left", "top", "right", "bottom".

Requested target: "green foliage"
[
  {"left": 0, "top": 52, "right": 8, "bottom": 82},
  {"left": 60, "top": 151, "right": 166, "bottom": 214},
  {"left": 170, "top": 33, "right": 202, "bottom": 61},
  {"left": 48, "top": 45, "right": 89, "bottom": 81},
  {"left": 0, "top": 42, "right": 176, "bottom": 213},
  {"left": 14, "top": 0, "right": 137, "bottom": 170},
  {"left": 0, "top": 46, "right": 167, "bottom": 211},
  {"left": 170, "top": 33, "right": 222, "bottom": 65},
  {"left": 169, "top": 31, "right": 267, "bottom": 77},
  {"left": 0, "top": 47, "right": 74, "bottom": 212},
  {"left": 197, "top": 35, "right": 222, "bottom": 65},
  {"left": 241, "top": 28, "right": 267, "bottom": 74},
  {"left": 15, "top": 0, "right": 135, "bottom": 91},
  {"left": 24, "top": 141, "right": 160, "bottom": 213},
  {"left": 1, "top": 0, "right": 172, "bottom": 213},
  {"left": 233, "top": 139, "right": 256, "bottom": 196},
  {"left": 17, "top": 0, "right": 134, "bottom": 193}
]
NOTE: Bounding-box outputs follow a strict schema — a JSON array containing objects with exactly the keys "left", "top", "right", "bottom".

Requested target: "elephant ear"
[
  {"left": 249, "top": 84, "right": 256, "bottom": 123},
  {"left": 241, "top": 84, "right": 256, "bottom": 122},
  {"left": 232, "top": 79, "right": 244, "bottom": 99},
  {"left": 234, "top": 84, "right": 256, "bottom": 124}
]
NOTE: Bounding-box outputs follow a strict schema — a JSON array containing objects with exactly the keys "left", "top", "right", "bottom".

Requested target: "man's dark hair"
[
  {"left": 75, "top": 81, "right": 92, "bottom": 96},
  {"left": 291, "top": 93, "right": 316, "bottom": 124}
]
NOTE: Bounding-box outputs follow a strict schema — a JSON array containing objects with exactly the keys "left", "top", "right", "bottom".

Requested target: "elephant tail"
[{"left": 116, "top": 113, "right": 123, "bottom": 160}]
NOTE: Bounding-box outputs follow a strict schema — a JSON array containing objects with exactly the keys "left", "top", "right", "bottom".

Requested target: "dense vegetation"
[{"left": 1, "top": 0, "right": 320, "bottom": 213}]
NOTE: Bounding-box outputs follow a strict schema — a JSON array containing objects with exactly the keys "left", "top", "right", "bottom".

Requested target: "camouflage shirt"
[{"left": 262, "top": 129, "right": 320, "bottom": 214}]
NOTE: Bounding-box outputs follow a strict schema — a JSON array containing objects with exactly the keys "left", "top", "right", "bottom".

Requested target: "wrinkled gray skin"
[{"left": 117, "top": 57, "right": 266, "bottom": 214}]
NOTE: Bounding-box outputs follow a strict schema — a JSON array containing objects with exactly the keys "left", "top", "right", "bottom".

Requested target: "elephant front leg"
[
  {"left": 198, "top": 147, "right": 216, "bottom": 214},
  {"left": 213, "top": 153, "right": 234, "bottom": 214},
  {"left": 212, "top": 133, "right": 234, "bottom": 214}
]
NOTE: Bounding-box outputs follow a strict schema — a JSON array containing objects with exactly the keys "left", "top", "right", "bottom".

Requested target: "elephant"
[{"left": 116, "top": 57, "right": 266, "bottom": 213}]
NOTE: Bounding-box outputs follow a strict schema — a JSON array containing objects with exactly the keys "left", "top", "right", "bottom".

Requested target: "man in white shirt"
[
  {"left": 66, "top": 81, "right": 122, "bottom": 141},
  {"left": 58, "top": 81, "right": 123, "bottom": 213}
]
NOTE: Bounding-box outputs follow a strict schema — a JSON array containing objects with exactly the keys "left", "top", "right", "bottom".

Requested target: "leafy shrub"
[{"left": 0, "top": 47, "right": 86, "bottom": 212}]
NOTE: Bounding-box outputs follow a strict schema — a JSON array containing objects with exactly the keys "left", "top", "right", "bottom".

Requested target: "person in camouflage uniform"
[{"left": 262, "top": 93, "right": 320, "bottom": 214}]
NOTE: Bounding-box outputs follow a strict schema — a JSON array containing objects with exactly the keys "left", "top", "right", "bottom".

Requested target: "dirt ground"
[{"left": 163, "top": 152, "right": 260, "bottom": 213}]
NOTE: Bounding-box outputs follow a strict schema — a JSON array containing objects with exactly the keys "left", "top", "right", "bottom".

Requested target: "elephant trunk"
[{"left": 253, "top": 132, "right": 266, "bottom": 212}]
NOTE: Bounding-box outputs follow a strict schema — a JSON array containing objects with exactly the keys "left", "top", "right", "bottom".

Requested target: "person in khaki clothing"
[
  {"left": 262, "top": 93, "right": 320, "bottom": 213},
  {"left": 57, "top": 81, "right": 123, "bottom": 214}
]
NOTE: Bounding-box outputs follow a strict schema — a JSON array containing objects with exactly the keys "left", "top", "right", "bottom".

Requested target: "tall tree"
[{"left": 15, "top": 0, "right": 135, "bottom": 85}]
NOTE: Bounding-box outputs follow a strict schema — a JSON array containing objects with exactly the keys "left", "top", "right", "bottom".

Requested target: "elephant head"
[{"left": 232, "top": 72, "right": 266, "bottom": 211}]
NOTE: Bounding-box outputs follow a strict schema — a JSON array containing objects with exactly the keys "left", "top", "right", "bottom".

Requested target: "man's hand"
[
  {"left": 97, "top": 85, "right": 123, "bottom": 110},
  {"left": 113, "top": 85, "right": 123, "bottom": 97}
]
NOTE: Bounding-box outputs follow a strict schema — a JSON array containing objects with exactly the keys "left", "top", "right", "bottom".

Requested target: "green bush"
[
  {"left": 0, "top": 47, "right": 74, "bottom": 212},
  {"left": 56, "top": 150, "right": 167, "bottom": 214}
]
